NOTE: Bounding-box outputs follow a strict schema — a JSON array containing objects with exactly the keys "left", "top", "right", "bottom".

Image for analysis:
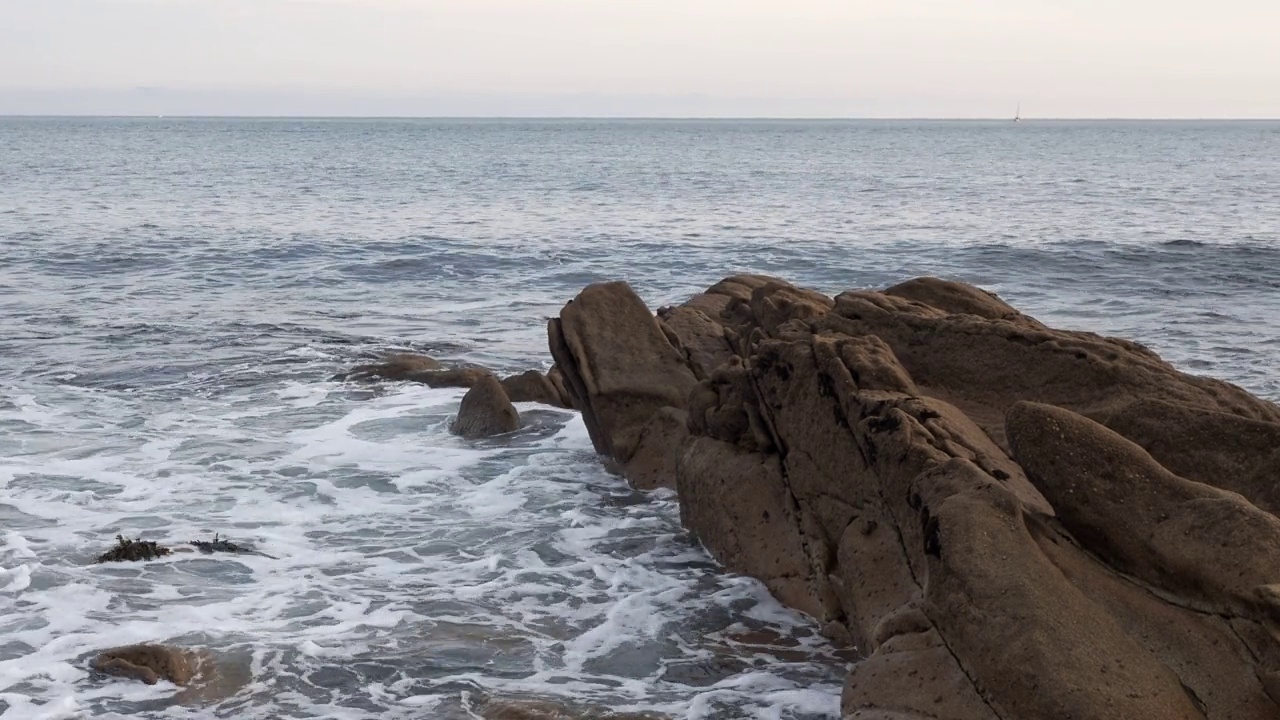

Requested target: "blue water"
[{"left": 1, "top": 118, "right": 1279, "bottom": 719}]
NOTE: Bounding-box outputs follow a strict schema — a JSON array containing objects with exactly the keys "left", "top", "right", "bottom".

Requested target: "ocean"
[{"left": 1, "top": 118, "right": 1278, "bottom": 719}]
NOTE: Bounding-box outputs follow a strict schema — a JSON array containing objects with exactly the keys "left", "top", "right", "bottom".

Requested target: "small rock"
[
  {"left": 501, "top": 370, "right": 568, "bottom": 407},
  {"left": 92, "top": 644, "right": 198, "bottom": 686},
  {"left": 338, "top": 352, "right": 443, "bottom": 381},
  {"left": 451, "top": 373, "right": 521, "bottom": 438}
]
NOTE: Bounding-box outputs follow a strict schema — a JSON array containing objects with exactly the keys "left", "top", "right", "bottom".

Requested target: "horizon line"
[{"left": 3, "top": 114, "right": 1279, "bottom": 122}]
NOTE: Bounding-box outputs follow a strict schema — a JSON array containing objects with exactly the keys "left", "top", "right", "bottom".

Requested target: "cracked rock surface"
[{"left": 548, "top": 275, "right": 1280, "bottom": 719}]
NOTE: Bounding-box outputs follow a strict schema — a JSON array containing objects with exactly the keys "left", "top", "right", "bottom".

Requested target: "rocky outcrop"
[
  {"left": 451, "top": 373, "right": 521, "bottom": 438},
  {"left": 548, "top": 275, "right": 1280, "bottom": 719}
]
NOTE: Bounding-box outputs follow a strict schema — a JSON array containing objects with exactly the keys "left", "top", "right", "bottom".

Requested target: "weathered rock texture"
[
  {"left": 549, "top": 275, "right": 1280, "bottom": 720},
  {"left": 451, "top": 372, "right": 521, "bottom": 438}
]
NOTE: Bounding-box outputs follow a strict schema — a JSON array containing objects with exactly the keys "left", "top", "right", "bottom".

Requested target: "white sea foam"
[{"left": 0, "top": 377, "right": 846, "bottom": 719}]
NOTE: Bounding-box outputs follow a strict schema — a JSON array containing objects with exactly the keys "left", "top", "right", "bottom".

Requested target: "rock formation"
[
  {"left": 501, "top": 370, "right": 571, "bottom": 408},
  {"left": 92, "top": 644, "right": 202, "bottom": 686},
  {"left": 548, "top": 275, "right": 1280, "bottom": 719},
  {"left": 451, "top": 373, "right": 521, "bottom": 438}
]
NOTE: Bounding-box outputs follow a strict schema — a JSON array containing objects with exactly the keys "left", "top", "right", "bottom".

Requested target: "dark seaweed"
[{"left": 97, "top": 535, "right": 172, "bottom": 563}]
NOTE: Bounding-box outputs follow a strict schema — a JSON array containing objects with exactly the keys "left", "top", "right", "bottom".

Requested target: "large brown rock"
[
  {"left": 546, "top": 274, "right": 1280, "bottom": 719},
  {"left": 549, "top": 281, "right": 697, "bottom": 486},
  {"left": 451, "top": 373, "right": 520, "bottom": 438}
]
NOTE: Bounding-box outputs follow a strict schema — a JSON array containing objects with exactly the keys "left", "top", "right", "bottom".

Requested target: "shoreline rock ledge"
[{"left": 548, "top": 275, "right": 1280, "bottom": 720}]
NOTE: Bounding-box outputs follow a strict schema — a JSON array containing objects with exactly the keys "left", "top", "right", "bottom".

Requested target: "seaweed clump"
[
  {"left": 97, "top": 535, "right": 172, "bottom": 563},
  {"left": 190, "top": 533, "right": 244, "bottom": 554}
]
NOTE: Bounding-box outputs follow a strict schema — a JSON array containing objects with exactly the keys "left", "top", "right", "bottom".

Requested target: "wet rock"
[
  {"left": 414, "top": 367, "right": 493, "bottom": 389},
  {"left": 451, "top": 373, "right": 520, "bottom": 438},
  {"left": 623, "top": 406, "right": 690, "bottom": 491},
  {"left": 501, "top": 370, "right": 569, "bottom": 408},
  {"left": 676, "top": 438, "right": 818, "bottom": 616},
  {"left": 190, "top": 533, "right": 243, "bottom": 554},
  {"left": 92, "top": 644, "right": 199, "bottom": 686},
  {"left": 188, "top": 533, "right": 276, "bottom": 558},
  {"left": 96, "top": 535, "right": 171, "bottom": 563},
  {"left": 338, "top": 352, "right": 443, "bottom": 381},
  {"left": 92, "top": 643, "right": 248, "bottom": 704},
  {"left": 546, "top": 274, "right": 1280, "bottom": 719},
  {"left": 660, "top": 655, "right": 751, "bottom": 687},
  {"left": 546, "top": 365, "right": 576, "bottom": 409},
  {"left": 475, "top": 695, "right": 669, "bottom": 720},
  {"left": 337, "top": 352, "right": 496, "bottom": 390}
]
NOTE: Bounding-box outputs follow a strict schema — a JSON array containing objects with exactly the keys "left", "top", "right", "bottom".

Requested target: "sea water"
[{"left": 2, "top": 118, "right": 1279, "bottom": 719}]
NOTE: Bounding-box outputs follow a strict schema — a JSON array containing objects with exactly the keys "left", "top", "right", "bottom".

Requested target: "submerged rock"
[
  {"left": 91, "top": 643, "right": 248, "bottom": 703},
  {"left": 190, "top": 533, "right": 243, "bottom": 554},
  {"left": 474, "top": 695, "right": 670, "bottom": 720},
  {"left": 92, "top": 644, "right": 200, "bottom": 686},
  {"left": 548, "top": 275, "right": 1280, "bottom": 719},
  {"left": 96, "top": 535, "right": 171, "bottom": 563},
  {"left": 451, "top": 373, "right": 521, "bottom": 438},
  {"left": 338, "top": 352, "right": 443, "bottom": 381},
  {"left": 337, "top": 353, "right": 504, "bottom": 392},
  {"left": 188, "top": 533, "right": 275, "bottom": 558}
]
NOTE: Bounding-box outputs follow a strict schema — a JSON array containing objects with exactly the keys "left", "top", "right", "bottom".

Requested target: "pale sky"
[{"left": 2, "top": 0, "right": 1279, "bottom": 117}]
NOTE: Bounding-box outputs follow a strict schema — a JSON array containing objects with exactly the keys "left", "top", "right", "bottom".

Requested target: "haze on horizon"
[{"left": 2, "top": 0, "right": 1279, "bottom": 118}]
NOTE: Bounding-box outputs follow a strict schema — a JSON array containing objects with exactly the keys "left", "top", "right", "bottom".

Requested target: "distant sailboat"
[{"left": 1014, "top": 102, "right": 1021, "bottom": 123}]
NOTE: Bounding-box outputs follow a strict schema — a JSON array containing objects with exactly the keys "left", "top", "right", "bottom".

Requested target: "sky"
[{"left": 2, "top": 0, "right": 1279, "bottom": 117}]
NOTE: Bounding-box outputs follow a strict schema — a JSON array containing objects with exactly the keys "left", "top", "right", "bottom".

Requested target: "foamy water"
[
  {"left": 3, "top": 118, "right": 1279, "bottom": 719},
  {"left": 1, "top": 372, "right": 848, "bottom": 718}
]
